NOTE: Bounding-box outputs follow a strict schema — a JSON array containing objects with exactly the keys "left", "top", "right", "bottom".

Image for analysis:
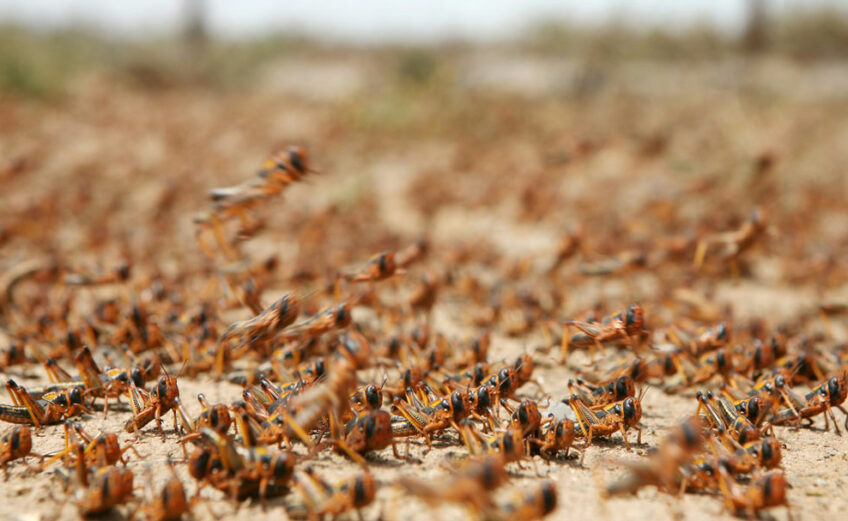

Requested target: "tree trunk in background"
[
  {"left": 184, "top": 0, "right": 208, "bottom": 49},
  {"left": 743, "top": 0, "right": 769, "bottom": 53}
]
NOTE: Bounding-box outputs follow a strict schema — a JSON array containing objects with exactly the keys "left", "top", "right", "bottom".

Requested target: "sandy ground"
[
  {"left": 4, "top": 318, "right": 848, "bottom": 521},
  {"left": 2, "top": 50, "right": 848, "bottom": 521}
]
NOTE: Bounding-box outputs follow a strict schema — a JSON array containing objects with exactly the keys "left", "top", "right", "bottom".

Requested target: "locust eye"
[
  {"left": 131, "top": 368, "right": 144, "bottom": 387},
  {"left": 513, "top": 355, "right": 525, "bottom": 370},
  {"left": 748, "top": 399, "right": 759, "bottom": 419},
  {"left": 190, "top": 450, "right": 211, "bottom": 478},
  {"left": 623, "top": 398, "right": 637, "bottom": 420},
  {"left": 517, "top": 404, "right": 528, "bottom": 425},
  {"left": 625, "top": 306, "right": 637, "bottom": 326},
  {"left": 364, "top": 414, "right": 376, "bottom": 438},
  {"left": 493, "top": 369, "right": 509, "bottom": 392},
  {"left": 761, "top": 438, "right": 773, "bottom": 462},
  {"left": 157, "top": 377, "right": 168, "bottom": 397},
  {"left": 450, "top": 392, "right": 465, "bottom": 415},
  {"left": 716, "top": 322, "right": 727, "bottom": 340},
  {"left": 615, "top": 377, "right": 629, "bottom": 399},
  {"left": 289, "top": 148, "right": 306, "bottom": 173},
  {"left": 828, "top": 377, "right": 841, "bottom": 400},
  {"left": 502, "top": 432, "right": 514, "bottom": 451},
  {"left": 365, "top": 385, "right": 381, "bottom": 408},
  {"left": 335, "top": 305, "right": 348, "bottom": 324},
  {"left": 208, "top": 407, "right": 220, "bottom": 426},
  {"left": 476, "top": 387, "right": 490, "bottom": 408},
  {"left": 9, "top": 429, "right": 20, "bottom": 451},
  {"left": 69, "top": 388, "right": 83, "bottom": 404}
]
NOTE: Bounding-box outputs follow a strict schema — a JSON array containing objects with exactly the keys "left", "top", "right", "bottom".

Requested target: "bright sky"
[{"left": 0, "top": 0, "right": 842, "bottom": 42}]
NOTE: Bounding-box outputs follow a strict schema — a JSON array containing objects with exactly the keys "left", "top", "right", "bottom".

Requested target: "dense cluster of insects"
[{"left": 1, "top": 141, "right": 846, "bottom": 521}]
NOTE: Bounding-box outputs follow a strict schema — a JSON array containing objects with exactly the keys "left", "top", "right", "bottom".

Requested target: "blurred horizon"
[
  {"left": 2, "top": 0, "right": 846, "bottom": 43},
  {"left": 3, "top": 0, "right": 848, "bottom": 100}
]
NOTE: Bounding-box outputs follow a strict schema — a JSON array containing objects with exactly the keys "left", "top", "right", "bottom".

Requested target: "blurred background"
[
  {"left": 3, "top": 0, "right": 848, "bottom": 97},
  {"left": 1, "top": 0, "right": 848, "bottom": 296}
]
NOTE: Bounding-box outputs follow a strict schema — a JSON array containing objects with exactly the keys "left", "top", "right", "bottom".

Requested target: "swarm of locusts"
[{"left": 2, "top": 143, "right": 848, "bottom": 521}]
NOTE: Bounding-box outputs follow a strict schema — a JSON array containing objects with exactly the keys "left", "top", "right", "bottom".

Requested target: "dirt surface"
[{"left": 1, "top": 51, "right": 848, "bottom": 521}]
